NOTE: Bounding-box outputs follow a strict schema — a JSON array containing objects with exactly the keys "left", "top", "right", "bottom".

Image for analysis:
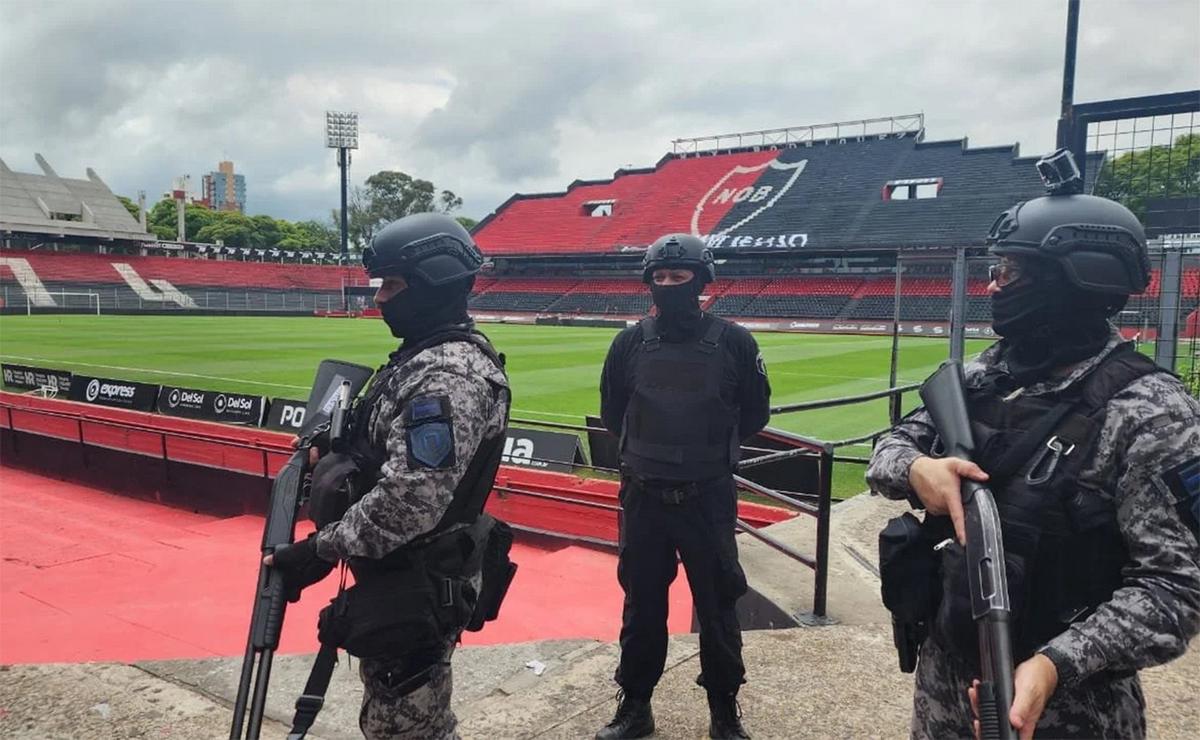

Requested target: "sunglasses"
[{"left": 988, "top": 259, "right": 1024, "bottom": 288}]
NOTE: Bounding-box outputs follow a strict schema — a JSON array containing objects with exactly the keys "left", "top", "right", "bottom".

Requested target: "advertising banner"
[
  {"left": 68, "top": 374, "right": 159, "bottom": 412},
  {"left": 1, "top": 363, "right": 72, "bottom": 394},
  {"left": 264, "top": 398, "right": 307, "bottom": 432},
  {"left": 501, "top": 428, "right": 587, "bottom": 473},
  {"left": 158, "top": 385, "right": 265, "bottom": 426}
]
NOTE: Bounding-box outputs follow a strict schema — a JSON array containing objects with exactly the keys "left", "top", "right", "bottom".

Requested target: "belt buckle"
[{"left": 663, "top": 486, "right": 686, "bottom": 505}]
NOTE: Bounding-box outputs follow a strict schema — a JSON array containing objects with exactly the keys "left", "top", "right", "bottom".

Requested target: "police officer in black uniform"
[{"left": 596, "top": 233, "right": 771, "bottom": 740}]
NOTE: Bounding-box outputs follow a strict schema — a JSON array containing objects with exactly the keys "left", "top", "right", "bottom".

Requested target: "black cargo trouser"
[{"left": 614, "top": 474, "right": 749, "bottom": 699}]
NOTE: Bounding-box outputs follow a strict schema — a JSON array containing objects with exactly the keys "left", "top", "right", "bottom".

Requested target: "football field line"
[
  {"left": 0, "top": 354, "right": 312, "bottom": 391},
  {"left": 0, "top": 352, "right": 589, "bottom": 419}
]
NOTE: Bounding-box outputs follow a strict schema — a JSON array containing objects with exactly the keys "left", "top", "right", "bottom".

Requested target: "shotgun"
[
  {"left": 229, "top": 360, "right": 372, "bottom": 740},
  {"left": 920, "top": 360, "right": 1017, "bottom": 740}
]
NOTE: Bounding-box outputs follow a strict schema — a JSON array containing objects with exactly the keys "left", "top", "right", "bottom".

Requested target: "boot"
[
  {"left": 595, "top": 690, "right": 655, "bottom": 739},
  {"left": 707, "top": 692, "right": 749, "bottom": 739}
]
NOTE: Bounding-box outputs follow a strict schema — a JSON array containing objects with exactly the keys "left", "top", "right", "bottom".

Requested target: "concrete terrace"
[{"left": 1, "top": 494, "right": 1196, "bottom": 739}]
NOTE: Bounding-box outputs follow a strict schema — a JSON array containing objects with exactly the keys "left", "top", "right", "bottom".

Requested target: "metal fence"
[{"left": 1064, "top": 91, "right": 1199, "bottom": 386}]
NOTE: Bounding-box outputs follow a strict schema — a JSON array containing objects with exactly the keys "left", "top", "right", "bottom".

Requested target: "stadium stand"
[
  {"left": 0, "top": 155, "right": 150, "bottom": 244},
  {"left": 473, "top": 131, "right": 1101, "bottom": 256},
  {"left": 6, "top": 119, "right": 1189, "bottom": 333},
  {"left": 5, "top": 247, "right": 1194, "bottom": 326},
  {"left": 0, "top": 251, "right": 358, "bottom": 311}
]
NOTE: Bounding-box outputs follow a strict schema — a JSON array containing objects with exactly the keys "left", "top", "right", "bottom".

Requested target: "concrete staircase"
[
  {"left": 0, "top": 256, "right": 56, "bottom": 307},
  {"left": 4, "top": 495, "right": 1197, "bottom": 739},
  {"left": 112, "top": 262, "right": 198, "bottom": 308}
]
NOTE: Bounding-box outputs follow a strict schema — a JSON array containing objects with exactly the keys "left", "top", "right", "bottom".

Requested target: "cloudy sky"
[{"left": 2, "top": 0, "right": 1197, "bottom": 224}]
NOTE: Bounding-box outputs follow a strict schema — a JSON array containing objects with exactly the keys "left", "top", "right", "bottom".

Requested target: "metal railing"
[
  {"left": 671, "top": 114, "right": 926, "bottom": 155},
  {"left": 1, "top": 400, "right": 285, "bottom": 478},
  {"left": 508, "top": 378, "right": 920, "bottom": 622}
]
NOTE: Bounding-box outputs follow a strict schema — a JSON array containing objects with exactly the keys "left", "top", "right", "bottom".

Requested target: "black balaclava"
[
  {"left": 379, "top": 276, "right": 472, "bottom": 343},
  {"left": 650, "top": 274, "right": 704, "bottom": 340},
  {"left": 991, "top": 260, "right": 1116, "bottom": 385}
]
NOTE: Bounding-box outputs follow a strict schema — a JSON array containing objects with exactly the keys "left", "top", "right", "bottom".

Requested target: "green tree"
[
  {"left": 147, "top": 198, "right": 179, "bottom": 240},
  {"left": 249, "top": 214, "right": 283, "bottom": 249},
  {"left": 195, "top": 212, "right": 256, "bottom": 248},
  {"left": 298, "top": 219, "right": 340, "bottom": 251},
  {"left": 455, "top": 215, "right": 479, "bottom": 231},
  {"left": 344, "top": 170, "right": 464, "bottom": 247},
  {"left": 1094, "top": 133, "right": 1200, "bottom": 220},
  {"left": 184, "top": 204, "right": 217, "bottom": 241},
  {"left": 277, "top": 219, "right": 339, "bottom": 251},
  {"left": 117, "top": 195, "right": 140, "bottom": 221}
]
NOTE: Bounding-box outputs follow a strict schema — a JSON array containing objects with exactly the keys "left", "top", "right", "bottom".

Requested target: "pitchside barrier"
[
  {"left": 0, "top": 362, "right": 590, "bottom": 471},
  {"left": 3, "top": 357, "right": 919, "bottom": 621}
]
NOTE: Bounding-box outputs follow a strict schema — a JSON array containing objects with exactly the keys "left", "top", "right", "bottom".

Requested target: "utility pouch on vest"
[
  {"left": 318, "top": 526, "right": 483, "bottom": 659},
  {"left": 308, "top": 452, "right": 362, "bottom": 529},
  {"left": 317, "top": 567, "right": 447, "bottom": 659},
  {"left": 466, "top": 516, "right": 518, "bottom": 632},
  {"left": 880, "top": 512, "right": 946, "bottom": 672}
]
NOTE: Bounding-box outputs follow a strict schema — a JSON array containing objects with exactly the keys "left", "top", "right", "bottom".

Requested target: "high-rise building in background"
[{"left": 201, "top": 161, "right": 246, "bottom": 212}]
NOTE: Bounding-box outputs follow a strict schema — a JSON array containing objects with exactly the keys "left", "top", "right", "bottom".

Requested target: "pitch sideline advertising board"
[
  {"left": 264, "top": 398, "right": 308, "bottom": 432},
  {"left": 502, "top": 428, "right": 587, "bottom": 473},
  {"left": 68, "top": 374, "right": 160, "bottom": 412},
  {"left": 157, "top": 385, "right": 265, "bottom": 426},
  {"left": 1, "top": 363, "right": 72, "bottom": 394}
]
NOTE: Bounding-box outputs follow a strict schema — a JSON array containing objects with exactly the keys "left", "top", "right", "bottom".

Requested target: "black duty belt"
[{"left": 629, "top": 477, "right": 702, "bottom": 505}]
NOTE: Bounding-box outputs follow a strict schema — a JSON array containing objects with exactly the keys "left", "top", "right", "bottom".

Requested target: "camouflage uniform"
[
  {"left": 866, "top": 328, "right": 1200, "bottom": 739},
  {"left": 315, "top": 337, "right": 510, "bottom": 740}
]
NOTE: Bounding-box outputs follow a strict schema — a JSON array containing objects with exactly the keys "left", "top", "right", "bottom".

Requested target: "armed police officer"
[
  {"left": 266, "top": 213, "right": 511, "bottom": 739},
  {"left": 868, "top": 152, "right": 1200, "bottom": 740},
  {"left": 596, "top": 234, "right": 770, "bottom": 740}
]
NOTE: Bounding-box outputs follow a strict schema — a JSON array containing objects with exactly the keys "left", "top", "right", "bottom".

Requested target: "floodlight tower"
[{"left": 325, "top": 111, "right": 359, "bottom": 261}]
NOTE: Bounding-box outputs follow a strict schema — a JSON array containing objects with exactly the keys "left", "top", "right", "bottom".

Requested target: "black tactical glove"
[{"left": 271, "top": 533, "right": 336, "bottom": 602}]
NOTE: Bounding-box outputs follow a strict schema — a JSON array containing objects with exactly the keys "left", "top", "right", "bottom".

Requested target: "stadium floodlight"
[
  {"left": 325, "top": 111, "right": 359, "bottom": 149},
  {"left": 326, "top": 110, "right": 359, "bottom": 274}
]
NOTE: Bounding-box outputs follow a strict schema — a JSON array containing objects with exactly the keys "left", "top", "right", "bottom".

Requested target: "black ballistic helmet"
[
  {"left": 363, "top": 213, "right": 484, "bottom": 286},
  {"left": 987, "top": 151, "right": 1150, "bottom": 296},
  {"left": 642, "top": 233, "right": 716, "bottom": 284}
]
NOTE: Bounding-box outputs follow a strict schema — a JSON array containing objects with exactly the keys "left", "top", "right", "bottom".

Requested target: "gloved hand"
[{"left": 265, "top": 533, "right": 336, "bottom": 602}]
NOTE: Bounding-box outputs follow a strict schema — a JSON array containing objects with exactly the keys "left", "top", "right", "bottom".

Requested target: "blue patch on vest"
[
  {"left": 1163, "top": 456, "right": 1200, "bottom": 535},
  {"left": 408, "top": 421, "right": 454, "bottom": 469},
  {"left": 409, "top": 396, "right": 444, "bottom": 422}
]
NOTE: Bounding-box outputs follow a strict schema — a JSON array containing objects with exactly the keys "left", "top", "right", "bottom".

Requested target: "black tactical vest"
[
  {"left": 620, "top": 315, "right": 739, "bottom": 482},
  {"left": 933, "top": 343, "right": 1163, "bottom": 665},
  {"left": 347, "top": 326, "right": 510, "bottom": 549}
]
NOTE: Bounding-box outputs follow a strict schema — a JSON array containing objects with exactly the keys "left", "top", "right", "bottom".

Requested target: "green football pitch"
[{"left": 0, "top": 315, "right": 993, "bottom": 498}]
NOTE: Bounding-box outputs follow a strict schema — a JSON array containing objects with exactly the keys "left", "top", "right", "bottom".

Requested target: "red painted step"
[{"left": 0, "top": 467, "right": 693, "bottom": 665}]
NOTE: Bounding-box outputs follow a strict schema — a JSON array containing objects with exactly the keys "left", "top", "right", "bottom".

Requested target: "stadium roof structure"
[
  {"left": 0, "top": 154, "right": 149, "bottom": 242},
  {"left": 473, "top": 123, "right": 1104, "bottom": 257}
]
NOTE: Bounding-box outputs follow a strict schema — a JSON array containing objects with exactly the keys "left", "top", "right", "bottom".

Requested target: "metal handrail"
[
  {"left": 769, "top": 382, "right": 919, "bottom": 414},
  {"left": 493, "top": 485, "right": 621, "bottom": 512},
  {"left": 733, "top": 474, "right": 817, "bottom": 516},
  {"left": 735, "top": 518, "right": 815, "bottom": 569}
]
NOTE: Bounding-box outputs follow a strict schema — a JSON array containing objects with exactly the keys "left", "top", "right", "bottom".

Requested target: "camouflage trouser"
[
  {"left": 359, "top": 638, "right": 459, "bottom": 740},
  {"left": 912, "top": 636, "right": 1146, "bottom": 740}
]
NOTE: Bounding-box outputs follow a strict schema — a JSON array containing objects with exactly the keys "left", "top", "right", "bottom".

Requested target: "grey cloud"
[
  {"left": 2, "top": 0, "right": 1197, "bottom": 224},
  {"left": 414, "top": 8, "right": 652, "bottom": 180}
]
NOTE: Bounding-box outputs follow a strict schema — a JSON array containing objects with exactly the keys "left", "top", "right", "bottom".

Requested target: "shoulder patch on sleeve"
[
  {"left": 408, "top": 422, "right": 455, "bottom": 468},
  {"left": 1161, "top": 456, "right": 1200, "bottom": 536},
  {"left": 405, "top": 394, "right": 449, "bottom": 423},
  {"left": 403, "top": 395, "right": 456, "bottom": 469}
]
